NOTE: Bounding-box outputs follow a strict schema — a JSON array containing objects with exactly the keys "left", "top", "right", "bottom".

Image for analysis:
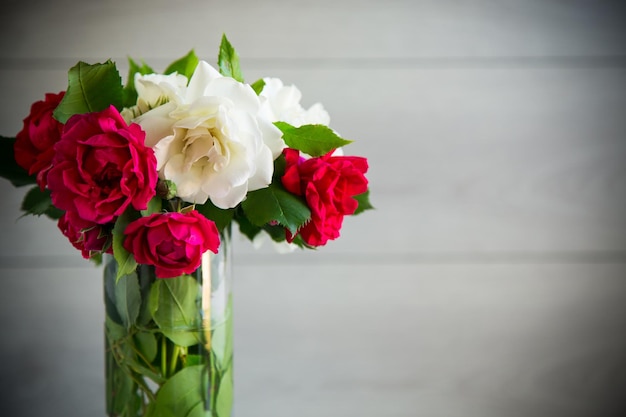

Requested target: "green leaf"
[
  {"left": 262, "top": 224, "right": 287, "bottom": 242},
  {"left": 112, "top": 211, "right": 139, "bottom": 280},
  {"left": 53, "top": 60, "right": 124, "bottom": 123},
  {"left": 274, "top": 122, "right": 352, "bottom": 157},
  {"left": 129, "top": 333, "right": 164, "bottom": 385},
  {"left": 108, "top": 327, "right": 165, "bottom": 385},
  {"left": 20, "top": 186, "right": 63, "bottom": 219},
  {"left": 217, "top": 34, "right": 244, "bottom": 82},
  {"left": 106, "top": 354, "right": 139, "bottom": 415},
  {"left": 185, "top": 354, "right": 204, "bottom": 367},
  {"left": 149, "top": 276, "right": 202, "bottom": 347},
  {"left": 141, "top": 196, "right": 163, "bottom": 217},
  {"left": 136, "top": 264, "right": 156, "bottom": 326},
  {"left": 104, "top": 261, "right": 124, "bottom": 324},
  {"left": 123, "top": 57, "right": 155, "bottom": 108},
  {"left": 144, "top": 401, "right": 159, "bottom": 417},
  {"left": 250, "top": 78, "right": 266, "bottom": 95},
  {"left": 272, "top": 152, "right": 287, "bottom": 180},
  {"left": 187, "top": 401, "right": 208, "bottom": 417},
  {"left": 105, "top": 327, "right": 134, "bottom": 415},
  {"left": 195, "top": 200, "right": 234, "bottom": 233},
  {"left": 127, "top": 57, "right": 155, "bottom": 83},
  {"left": 210, "top": 295, "right": 233, "bottom": 372},
  {"left": 291, "top": 233, "right": 316, "bottom": 249},
  {"left": 114, "top": 271, "right": 141, "bottom": 329},
  {"left": 242, "top": 183, "right": 310, "bottom": 234},
  {"left": 234, "top": 211, "right": 262, "bottom": 241},
  {"left": 133, "top": 331, "right": 158, "bottom": 364},
  {"left": 46, "top": 206, "right": 64, "bottom": 220},
  {"left": 153, "top": 365, "right": 208, "bottom": 417},
  {"left": 164, "top": 50, "right": 199, "bottom": 80},
  {"left": 128, "top": 360, "right": 165, "bottom": 386},
  {"left": 105, "top": 314, "right": 128, "bottom": 343},
  {"left": 352, "top": 189, "right": 374, "bottom": 215},
  {"left": 216, "top": 368, "right": 234, "bottom": 417},
  {"left": 89, "top": 252, "right": 103, "bottom": 266},
  {"left": 0, "top": 136, "right": 36, "bottom": 187}
]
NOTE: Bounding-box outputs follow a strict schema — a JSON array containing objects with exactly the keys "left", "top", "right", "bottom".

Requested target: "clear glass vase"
[{"left": 103, "top": 230, "right": 233, "bottom": 417}]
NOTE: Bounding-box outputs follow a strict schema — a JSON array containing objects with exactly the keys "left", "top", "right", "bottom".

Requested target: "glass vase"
[{"left": 103, "top": 230, "right": 233, "bottom": 417}]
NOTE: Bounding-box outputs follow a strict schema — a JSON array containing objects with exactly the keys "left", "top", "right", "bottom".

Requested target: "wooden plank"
[
  {"left": 1, "top": 1, "right": 625, "bottom": 62},
  {"left": 233, "top": 263, "right": 626, "bottom": 416},
  {"left": 0, "top": 267, "right": 104, "bottom": 416},
  {"left": 0, "top": 263, "right": 625, "bottom": 416}
]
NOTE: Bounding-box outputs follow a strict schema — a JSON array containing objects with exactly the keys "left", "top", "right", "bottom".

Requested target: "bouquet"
[{"left": 0, "top": 35, "right": 371, "bottom": 416}]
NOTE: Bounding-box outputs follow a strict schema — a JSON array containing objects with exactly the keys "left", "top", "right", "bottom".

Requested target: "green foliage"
[
  {"left": 250, "top": 78, "right": 266, "bottom": 95},
  {"left": 133, "top": 331, "right": 158, "bottom": 364},
  {"left": 261, "top": 224, "right": 289, "bottom": 242},
  {"left": 105, "top": 315, "right": 144, "bottom": 415},
  {"left": 272, "top": 152, "right": 287, "bottom": 179},
  {"left": 241, "top": 182, "right": 311, "bottom": 234},
  {"left": 114, "top": 271, "right": 142, "bottom": 330},
  {"left": 215, "top": 368, "right": 233, "bottom": 416},
  {"left": 234, "top": 210, "right": 262, "bottom": 241},
  {"left": 0, "top": 137, "right": 36, "bottom": 187},
  {"left": 20, "top": 186, "right": 64, "bottom": 219},
  {"left": 122, "top": 49, "right": 198, "bottom": 110},
  {"left": 274, "top": 122, "right": 353, "bottom": 157},
  {"left": 103, "top": 248, "right": 235, "bottom": 417},
  {"left": 353, "top": 189, "right": 374, "bottom": 215},
  {"left": 210, "top": 296, "right": 233, "bottom": 372},
  {"left": 104, "top": 262, "right": 124, "bottom": 324},
  {"left": 123, "top": 57, "right": 155, "bottom": 108},
  {"left": 164, "top": 49, "right": 199, "bottom": 79},
  {"left": 141, "top": 196, "right": 163, "bottom": 217},
  {"left": 89, "top": 252, "right": 103, "bottom": 266},
  {"left": 195, "top": 200, "right": 235, "bottom": 233},
  {"left": 3, "top": 35, "right": 371, "bottom": 266},
  {"left": 217, "top": 34, "right": 244, "bottom": 82},
  {"left": 53, "top": 60, "right": 124, "bottom": 123},
  {"left": 112, "top": 210, "right": 139, "bottom": 280},
  {"left": 148, "top": 276, "right": 202, "bottom": 347},
  {"left": 105, "top": 314, "right": 127, "bottom": 342},
  {"left": 152, "top": 365, "right": 208, "bottom": 417}
]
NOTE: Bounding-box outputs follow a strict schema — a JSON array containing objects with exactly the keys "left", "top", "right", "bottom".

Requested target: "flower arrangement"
[
  {"left": 1, "top": 34, "right": 372, "bottom": 275},
  {"left": 0, "top": 35, "right": 371, "bottom": 416}
]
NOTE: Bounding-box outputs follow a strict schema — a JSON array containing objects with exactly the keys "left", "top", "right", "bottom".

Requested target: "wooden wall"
[{"left": 1, "top": 1, "right": 625, "bottom": 415}]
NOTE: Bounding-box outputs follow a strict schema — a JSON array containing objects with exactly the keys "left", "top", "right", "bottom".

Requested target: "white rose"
[
  {"left": 260, "top": 78, "right": 344, "bottom": 157},
  {"left": 121, "top": 72, "right": 188, "bottom": 122},
  {"left": 260, "top": 78, "right": 330, "bottom": 126},
  {"left": 132, "top": 61, "right": 284, "bottom": 208}
]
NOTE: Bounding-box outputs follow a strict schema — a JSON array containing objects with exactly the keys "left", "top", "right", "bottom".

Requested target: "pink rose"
[
  {"left": 58, "top": 210, "right": 113, "bottom": 259},
  {"left": 47, "top": 106, "right": 158, "bottom": 224},
  {"left": 123, "top": 210, "right": 220, "bottom": 278},
  {"left": 281, "top": 148, "right": 368, "bottom": 246},
  {"left": 14, "top": 92, "right": 65, "bottom": 188}
]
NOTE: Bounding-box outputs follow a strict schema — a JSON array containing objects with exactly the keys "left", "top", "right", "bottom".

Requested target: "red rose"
[
  {"left": 58, "top": 210, "right": 113, "bottom": 259},
  {"left": 123, "top": 210, "right": 220, "bottom": 278},
  {"left": 14, "top": 91, "right": 65, "bottom": 188},
  {"left": 282, "top": 148, "right": 368, "bottom": 246},
  {"left": 47, "top": 106, "right": 158, "bottom": 224}
]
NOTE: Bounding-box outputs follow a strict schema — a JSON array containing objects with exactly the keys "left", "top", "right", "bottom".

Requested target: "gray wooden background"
[{"left": 1, "top": 1, "right": 626, "bottom": 416}]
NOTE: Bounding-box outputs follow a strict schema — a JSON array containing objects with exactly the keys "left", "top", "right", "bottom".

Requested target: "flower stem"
[
  {"left": 161, "top": 336, "right": 168, "bottom": 378},
  {"left": 107, "top": 339, "right": 156, "bottom": 402},
  {"left": 169, "top": 344, "right": 180, "bottom": 376}
]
